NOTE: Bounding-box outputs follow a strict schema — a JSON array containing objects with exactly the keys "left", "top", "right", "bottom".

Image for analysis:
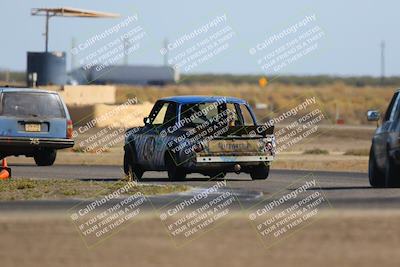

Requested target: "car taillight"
[
  {"left": 193, "top": 143, "right": 204, "bottom": 153},
  {"left": 265, "top": 142, "right": 273, "bottom": 151},
  {"left": 67, "top": 120, "right": 73, "bottom": 139},
  {"left": 262, "top": 137, "right": 276, "bottom": 156}
]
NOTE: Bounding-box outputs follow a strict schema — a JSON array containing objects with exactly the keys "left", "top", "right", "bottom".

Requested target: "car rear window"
[
  {"left": 181, "top": 102, "right": 220, "bottom": 125},
  {"left": 0, "top": 92, "right": 65, "bottom": 118}
]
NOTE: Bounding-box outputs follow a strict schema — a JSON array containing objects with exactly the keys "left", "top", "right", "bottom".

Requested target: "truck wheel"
[
  {"left": 34, "top": 149, "right": 57, "bottom": 166},
  {"left": 124, "top": 150, "right": 143, "bottom": 181},
  {"left": 250, "top": 164, "right": 270, "bottom": 180},
  {"left": 166, "top": 154, "right": 186, "bottom": 181},
  {"left": 368, "top": 147, "right": 385, "bottom": 187},
  {"left": 385, "top": 153, "right": 400, "bottom": 188}
]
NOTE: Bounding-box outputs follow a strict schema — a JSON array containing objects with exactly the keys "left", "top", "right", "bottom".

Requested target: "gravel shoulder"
[{"left": 0, "top": 179, "right": 189, "bottom": 201}]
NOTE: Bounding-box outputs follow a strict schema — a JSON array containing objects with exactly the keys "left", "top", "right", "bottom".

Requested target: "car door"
[
  {"left": 136, "top": 101, "right": 177, "bottom": 170},
  {"left": 374, "top": 92, "right": 400, "bottom": 168},
  {"left": 389, "top": 99, "right": 400, "bottom": 152}
]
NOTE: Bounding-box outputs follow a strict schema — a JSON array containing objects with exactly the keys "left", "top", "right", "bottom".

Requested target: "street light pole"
[
  {"left": 31, "top": 7, "right": 120, "bottom": 53},
  {"left": 380, "top": 40, "right": 385, "bottom": 85}
]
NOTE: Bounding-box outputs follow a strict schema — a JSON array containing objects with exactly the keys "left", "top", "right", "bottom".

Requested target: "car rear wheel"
[
  {"left": 385, "top": 153, "right": 400, "bottom": 188},
  {"left": 123, "top": 148, "right": 143, "bottom": 181},
  {"left": 34, "top": 149, "right": 57, "bottom": 166},
  {"left": 368, "top": 147, "right": 385, "bottom": 188},
  {"left": 166, "top": 154, "right": 186, "bottom": 181},
  {"left": 250, "top": 164, "right": 270, "bottom": 180}
]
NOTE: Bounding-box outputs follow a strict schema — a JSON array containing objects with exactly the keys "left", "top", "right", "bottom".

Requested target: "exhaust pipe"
[{"left": 234, "top": 164, "right": 241, "bottom": 174}]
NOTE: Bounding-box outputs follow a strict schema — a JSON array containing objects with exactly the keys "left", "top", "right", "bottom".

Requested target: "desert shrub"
[{"left": 303, "top": 149, "right": 329, "bottom": 155}]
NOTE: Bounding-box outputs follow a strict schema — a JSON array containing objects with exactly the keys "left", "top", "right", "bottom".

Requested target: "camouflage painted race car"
[{"left": 123, "top": 96, "right": 275, "bottom": 181}]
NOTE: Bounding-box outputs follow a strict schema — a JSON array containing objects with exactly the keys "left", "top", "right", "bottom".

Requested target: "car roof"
[
  {"left": 0, "top": 87, "right": 58, "bottom": 94},
  {"left": 159, "top": 95, "right": 247, "bottom": 104}
]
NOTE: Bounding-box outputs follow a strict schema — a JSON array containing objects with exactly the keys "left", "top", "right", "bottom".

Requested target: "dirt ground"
[{"left": 0, "top": 210, "right": 399, "bottom": 267}]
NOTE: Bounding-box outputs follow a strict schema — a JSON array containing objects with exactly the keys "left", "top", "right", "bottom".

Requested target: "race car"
[
  {"left": 123, "top": 96, "right": 275, "bottom": 181},
  {"left": 0, "top": 87, "right": 74, "bottom": 166}
]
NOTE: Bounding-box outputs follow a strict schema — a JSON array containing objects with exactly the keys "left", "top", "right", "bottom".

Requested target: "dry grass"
[
  {"left": 0, "top": 179, "right": 189, "bottom": 200},
  {"left": 344, "top": 148, "right": 370, "bottom": 156},
  {"left": 116, "top": 83, "right": 395, "bottom": 125},
  {"left": 303, "top": 148, "right": 329, "bottom": 155}
]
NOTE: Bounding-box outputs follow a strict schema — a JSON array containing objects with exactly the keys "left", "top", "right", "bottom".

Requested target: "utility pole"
[
  {"left": 5, "top": 69, "right": 10, "bottom": 82},
  {"left": 380, "top": 40, "right": 385, "bottom": 85},
  {"left": 71, "top": 37, "right": 76, "bottom": 70},
  {"left": 45, "top": 11, "right": 50, "bottom": 52},
  {"left": 123, "top": 37, "right": 129, "bottom": 65},
  {"left": 163, "top": 38, "right": 169, "bottom": 66}
]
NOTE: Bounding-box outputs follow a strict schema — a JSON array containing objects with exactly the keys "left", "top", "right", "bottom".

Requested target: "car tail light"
[
  {"left": 265, "top": 142, "right": 273, "bottom": 151},
  {"left": 270, "top": 142, "right": 277, "bottom": 156},
  {"left": 67, "top": 120, "right": 73, "bottom": 139},
  {"left": 263, "top": 138, "right": 276, "bottom": 156},
  {"left": 193, "top": 143, "right": 204, "bottom": 153}
]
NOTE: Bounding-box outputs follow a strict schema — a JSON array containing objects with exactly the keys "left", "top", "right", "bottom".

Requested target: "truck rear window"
[{"left": 0, "top": 92, "right": 65, "bottom": 118}]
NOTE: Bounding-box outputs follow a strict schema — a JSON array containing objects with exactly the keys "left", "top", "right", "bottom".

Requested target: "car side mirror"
[
  {"left": 367, "top": 110, "right": 380, "bottom": 121},
  {"left": 143, "top": 117, "right": 150, "bottom": 125}
]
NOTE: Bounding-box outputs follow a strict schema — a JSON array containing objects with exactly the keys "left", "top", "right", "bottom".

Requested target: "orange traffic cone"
[{"left": 0, "top": 158, "right": 11, "bottom": 180}]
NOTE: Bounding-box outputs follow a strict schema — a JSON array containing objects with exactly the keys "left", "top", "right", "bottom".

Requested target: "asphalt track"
[{"left": 2, "top": 163, "right": 400, "bottom": 211}]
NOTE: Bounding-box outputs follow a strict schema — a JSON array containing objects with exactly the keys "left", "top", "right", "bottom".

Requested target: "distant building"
[{"left": 70, "top": 65, "right": 179, "bottom": 85}]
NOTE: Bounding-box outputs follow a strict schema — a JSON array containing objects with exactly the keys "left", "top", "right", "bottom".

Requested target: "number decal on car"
[{"left": 143, "top": 136, "right": 155, "bottom": 161}]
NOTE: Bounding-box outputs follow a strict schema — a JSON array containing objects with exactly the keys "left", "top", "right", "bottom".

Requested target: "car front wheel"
[
  {"left": 34, "top": 149, "right": 57, "bottom": 166},
  {"left": 123, "top": 151, "right": 143, "bottom": 181},
  {"left": 385, "top": 153, "right": 400, "bottom": 188},
  {"left": 368, "top": 147, "right": 385, "bottom": 188}
]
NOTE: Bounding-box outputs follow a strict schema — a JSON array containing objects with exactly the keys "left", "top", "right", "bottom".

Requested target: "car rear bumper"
[
  {"left": 187, "top": 161, "right": 271, "bottom": 174},
  {"left": 0, "top": 137, "right": 74, "bottom": 149},
  {"left": 180, "top": 155, "right": 273, "bottom": 174},
  {"left": 196, "top": 155, "right": 273, "bottom": 163}
]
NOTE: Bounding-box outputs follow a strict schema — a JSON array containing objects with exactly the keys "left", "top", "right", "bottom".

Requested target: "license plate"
[
  {"left": 25, "top": 124, "right": 41, "bottom": 132},
  {"left": 208, "top": 140, "right": 260, "bottom": 152}
]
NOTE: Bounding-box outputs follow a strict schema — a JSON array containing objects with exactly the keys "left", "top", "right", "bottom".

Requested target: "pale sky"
[{"left": 1, "top": 0, "right": 399, "bottom": 76}]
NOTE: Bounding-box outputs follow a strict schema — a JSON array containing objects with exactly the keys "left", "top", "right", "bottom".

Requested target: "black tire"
[
  {"left": 34, "top": 149, "right": 57, "bottom": 166},
  {"left": 123, "top": 147, "right": 143, "bottom": 181},
  {"left": 368, "top": 147, "right": 385, "bottom": 188},
  {"left": 250, "top": 164, "right": 270, "bottom": 180},
  {"left": 166, "top": 154, "right": 186, "bottom": 181},
  {"left": 385, "top": 153, "right": 400, "bottom": 188}
]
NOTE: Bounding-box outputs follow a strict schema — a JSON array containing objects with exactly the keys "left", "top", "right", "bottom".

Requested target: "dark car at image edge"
[{"left": 368, "top": 89, "right": 400, "bottom": 187}]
